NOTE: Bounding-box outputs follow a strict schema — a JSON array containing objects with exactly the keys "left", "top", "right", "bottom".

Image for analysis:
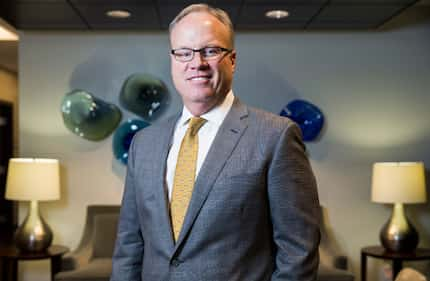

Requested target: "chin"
[
  {"left": 189, "top": 96, "right": 217, "bottom": 107},
  {"left": 186, "top": 89, "right": 216, "bottom": 101},
  {"left": 183, "top": 93, "right": 219, "bottom": 110}
]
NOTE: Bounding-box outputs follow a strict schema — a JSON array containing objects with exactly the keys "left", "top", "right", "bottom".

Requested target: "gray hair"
[{"left": 169, "top": 3, "right": 235, "bottom": 48}]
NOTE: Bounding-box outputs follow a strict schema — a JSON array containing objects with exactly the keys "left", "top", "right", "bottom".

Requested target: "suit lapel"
[
  {"left": 153, "top": 113, "right": 180, "bottom": 252},
  {"left": 173, "top": 99, "right": 249, "bottom": 252}
]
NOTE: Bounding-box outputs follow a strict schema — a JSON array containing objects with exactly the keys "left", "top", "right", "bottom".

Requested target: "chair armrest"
[
  {"left": 59, "top": 247, "right": 93, "bottom": 272},
  {"left": 319, "top": 236, "right": 350, "bottom": 270},
  {"left": 333, "top": 255, "right": 348, "bottom": 270},
  {"left": 60, "top": 254, "right": 80, "bottom": 271}
]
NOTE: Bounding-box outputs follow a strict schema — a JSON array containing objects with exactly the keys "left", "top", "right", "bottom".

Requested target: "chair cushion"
[
  {"left": 55, "top": 258, "right": 112, "bottom": 281},
  {"left": 317, "top": 264, "right": 355, "bottom": 281}
]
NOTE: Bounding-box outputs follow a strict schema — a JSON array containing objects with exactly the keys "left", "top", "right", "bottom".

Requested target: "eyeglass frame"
[{"left": 170, "top": 46, "right": 233, "bottom": 62}]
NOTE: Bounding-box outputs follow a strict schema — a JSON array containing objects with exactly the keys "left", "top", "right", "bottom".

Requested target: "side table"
[
  {"left": 0, "top": 244, "right": 69, "bottom": 281},
  {"left": 361, "top": 245, "right": 430, "bottom": 281}
]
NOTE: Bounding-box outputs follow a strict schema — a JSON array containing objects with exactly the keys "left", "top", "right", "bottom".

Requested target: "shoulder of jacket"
[
  {"left": 133, "top": 114, "right": 178, "bottom": 141},
  {"left": 246, "top": 106, "right": 295, "bottom": 133}
]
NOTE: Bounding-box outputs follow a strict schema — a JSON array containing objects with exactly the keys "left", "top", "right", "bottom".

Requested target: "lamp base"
[
  {"left": 380, "top": 203, "right": 418, "bottom": 252},
  {"left": 15, "top": 200, "right": 53, "bottom": 252}
]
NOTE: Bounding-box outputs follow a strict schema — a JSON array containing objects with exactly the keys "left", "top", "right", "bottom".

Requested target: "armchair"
[
  {"left": 318, "top": 206, "right": 354, "bottom": 281},
  {"left": 55, "top": 205, "right": 119, "bottom": 281}
]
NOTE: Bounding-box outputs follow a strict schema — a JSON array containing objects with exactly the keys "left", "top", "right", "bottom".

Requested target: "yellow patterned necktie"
[{"left": 171, "top": 117, "right": 207, "bottom": 241}]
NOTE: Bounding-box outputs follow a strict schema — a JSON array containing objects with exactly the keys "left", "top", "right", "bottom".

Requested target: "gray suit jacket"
[{"left": 111, "top": 98, "right": 320, "bottom": 281}]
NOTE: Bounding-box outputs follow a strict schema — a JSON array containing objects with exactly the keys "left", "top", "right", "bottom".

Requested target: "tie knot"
[{"left": 188, "top": 117, "right": 206, "bottom": 136}]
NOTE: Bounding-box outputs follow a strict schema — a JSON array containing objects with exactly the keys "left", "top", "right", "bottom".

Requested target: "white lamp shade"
[
  {"left": 5, "top": 158, "right": 60, "bottom": 201},
  {"left": 371, "top": 162, "right": 426, "bottom": 203}
]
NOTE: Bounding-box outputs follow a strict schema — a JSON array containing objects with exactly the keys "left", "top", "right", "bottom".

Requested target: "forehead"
[{"left": 170, "top": 11, "right": 230, "bottom": 48}]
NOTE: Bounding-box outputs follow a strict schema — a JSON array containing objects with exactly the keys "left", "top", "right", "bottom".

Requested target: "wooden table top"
[
  {"left": 0, "top": 244, "right": 69, "bottom": 260},
  {"left": 361, "top": 246, "right": 430, "bottom": 260}
]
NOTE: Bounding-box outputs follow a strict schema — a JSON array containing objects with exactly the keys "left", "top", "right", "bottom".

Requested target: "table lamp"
[
  {"left": 5, "top": 158, "right": 60, "bottom": 252},
  {"left": 371, "top": 162, "right": 426, "bottom": 252}
]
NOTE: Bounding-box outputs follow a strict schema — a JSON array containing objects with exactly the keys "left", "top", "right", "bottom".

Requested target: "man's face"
[{"left": 170, "top": 12, "right": 236, "bottom": 114}]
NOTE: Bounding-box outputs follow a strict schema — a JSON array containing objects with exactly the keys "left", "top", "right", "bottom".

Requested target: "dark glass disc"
[{"left": 120, "top": 73, "right": 169, "bottom": 121}]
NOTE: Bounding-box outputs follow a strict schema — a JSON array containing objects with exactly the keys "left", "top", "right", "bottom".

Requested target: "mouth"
[{"left": 187, "top": 74, "right": 212, "bottom": 82}]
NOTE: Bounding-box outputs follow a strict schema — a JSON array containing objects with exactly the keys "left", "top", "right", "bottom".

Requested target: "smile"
[{"left": 187, "top": 75, "right": 211, "bottom": 81}]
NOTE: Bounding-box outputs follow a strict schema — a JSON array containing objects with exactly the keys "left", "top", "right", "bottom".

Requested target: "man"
[{"left": 111, "top": 4, "right": 320, "bottom": 281}]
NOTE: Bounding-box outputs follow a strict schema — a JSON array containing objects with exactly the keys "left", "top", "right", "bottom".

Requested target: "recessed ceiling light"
[
  {"left": 106, "top": 10, "right": 131, "bottom": 19},
  {"left": 265, "top": 10, "right": 289, "bottom": 19},
  {"left": 0, "top": 18, "right": 18, "bottom": 41}
]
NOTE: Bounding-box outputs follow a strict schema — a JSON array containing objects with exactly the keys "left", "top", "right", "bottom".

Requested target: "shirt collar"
[{"left": 179, "top": 90, "right": 235, "bottom": 128}]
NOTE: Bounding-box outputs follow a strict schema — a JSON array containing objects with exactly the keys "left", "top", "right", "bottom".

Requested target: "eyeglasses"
[{"left": 171, "top": 46, "right": 232, "bottom": 62}]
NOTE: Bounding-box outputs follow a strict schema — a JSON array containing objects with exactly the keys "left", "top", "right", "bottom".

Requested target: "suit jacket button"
[{"left": 171, "top": 259, "right": 181, "bottom": 267}]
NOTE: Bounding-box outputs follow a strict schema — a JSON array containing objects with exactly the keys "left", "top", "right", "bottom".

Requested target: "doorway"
[{"left": 0, "top": 100, "right": 16, "bottom": 231}]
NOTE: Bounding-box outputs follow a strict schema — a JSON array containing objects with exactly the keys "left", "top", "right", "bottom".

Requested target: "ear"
[{"left": 230, "top": 50, "right": 236, "bottom": 72}]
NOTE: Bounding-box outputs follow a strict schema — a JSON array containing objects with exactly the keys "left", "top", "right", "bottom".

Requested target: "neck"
[
  {"left": 184, "top": 90, "right": 230, "bottom": 116},
  {"left": 186, "top": 103, "right": 214, "bottom": 116}
]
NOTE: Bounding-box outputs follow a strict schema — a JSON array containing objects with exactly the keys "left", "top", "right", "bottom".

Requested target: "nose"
[{"left": 188, "top": 51, "right": 209, "bottom": 70}]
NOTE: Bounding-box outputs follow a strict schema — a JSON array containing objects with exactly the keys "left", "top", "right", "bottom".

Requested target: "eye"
[
  {"left": 203, "top": 47, "right": 221, "bottom": 57},
  {"left": 175, "top": 49, "right": 193, "bottom": 58}
]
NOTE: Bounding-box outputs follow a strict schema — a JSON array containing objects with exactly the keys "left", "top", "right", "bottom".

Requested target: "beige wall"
[{"left": 0, "top": 68, "right": 18, "bottom": 155}]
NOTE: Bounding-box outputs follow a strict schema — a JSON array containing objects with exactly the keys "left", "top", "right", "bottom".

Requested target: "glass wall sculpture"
[
  {"left": 120, "top": 73, "right": 169, "bottom": 121},
  {"left": 280, "top": 99, "right": 324, "bottom": 142},
  {"left": 61, "top": 89, "right": 122, "bottom": 141},
  {"left": 113, "top": 119, "right": 150, "bottom": 165}
]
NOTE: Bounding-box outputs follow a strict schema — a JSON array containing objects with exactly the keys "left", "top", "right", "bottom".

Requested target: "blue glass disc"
[
  {"left": 280, "top": 99, "right": 324, "bottom": 141},
  {"left": 113, "top": 119, "right": 150, "bottom": 165}
]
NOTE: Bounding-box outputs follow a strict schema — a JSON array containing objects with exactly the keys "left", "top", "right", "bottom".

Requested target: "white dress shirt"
[{"left": 165, "top": 90, "right": 235, "bottom": 201}]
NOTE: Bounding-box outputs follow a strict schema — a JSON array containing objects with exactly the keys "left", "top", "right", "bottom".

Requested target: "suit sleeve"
[
  {"left": 111, "top": 136, "right": 144, "bottom": 281},
  {"left": 268, "top": 122, "right": 321, "bottom": 281}
]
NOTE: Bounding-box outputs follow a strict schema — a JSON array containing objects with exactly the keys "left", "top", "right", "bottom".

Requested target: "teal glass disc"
[{"left": 113, "top": 119, "right": 150, "bottom": 165}]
